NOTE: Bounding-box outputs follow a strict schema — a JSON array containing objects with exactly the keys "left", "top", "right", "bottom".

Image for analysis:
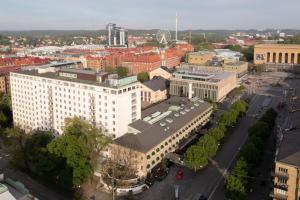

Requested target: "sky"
[{"left": 0, "top": 0, "right": 300, "bottom": 30}]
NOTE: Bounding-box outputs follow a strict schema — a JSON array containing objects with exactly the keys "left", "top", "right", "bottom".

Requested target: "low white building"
[{"left": 10, "top": 68, "right": 141, "bottom": 138}]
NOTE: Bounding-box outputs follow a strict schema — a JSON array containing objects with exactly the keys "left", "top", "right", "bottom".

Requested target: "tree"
[
  {"left": 231, "top": 100, "right": 248, "bottom": 115},
  {"left": 184, "top": 145, "right": 208, "bottom": 172},
  {"left": 283, "top": 34, "right": 300, "bottom": 44},
  {"left": 0, "top": 93, "right": 13, "bottom": 128},
  {"left": 224, "top": 175, "right": 246, "bottom": 200},
  {"left": 242, "top": 46, "right": 254, "bottom": 62},
  {"left": 47, "top": 134, "right": 93, "bottom": 188},
  {"left": 219, "top": 111, "right": 238, "bottom": 128},
  {"left": 225, "top": 45, "right": 243, "bottom": 52},
  {"left": 248, "top": 121, "right": 269, "bottom": 140},
  {"left": 0, "top": 111, "right": 8, "bottom": 128},
  {"left": 102, "top": 145, "right": 138, "bottom": 198},
  {"left": 23, "top": 131, "right": 58, "bottom": 178},
  {"left": 46, "top": 117, "right": 111, "bottom": 188},
  {"left": 198, "top": 134, "right": 218, "bottom": 157},
  {"left": 208, "top": 127, "right": 225, "bottom": 142},
  {"left": 4, "top": 126, "right": 28, "bottom": 169},
  {"left": 116, "top": 66, "right": 128, "bottom": 78},
  {"left": 63, "top": 117, "right": 111, "bottom": 168},
  {"left": 232, "top": 158, "right": 248, "bottom": 185},
  {"left": 137, "top": 72, "right": 149, "bottom": 82},
  {"left": 239, "top": 142, "right": 260, "bottom": 165}
]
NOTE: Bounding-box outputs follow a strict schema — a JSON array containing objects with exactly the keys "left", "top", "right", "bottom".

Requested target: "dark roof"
[
  {"left": 161, "top": 66, "right": 175, "bottom": 73},
  {"left": 142, "top": 77, "right": 167, "bottom": 91},
  {"left": 277, "top": 130, "right": 300, "bottom": 168},
  {"left": 114, "top": 97, "right": 212, "bottom": 153}
]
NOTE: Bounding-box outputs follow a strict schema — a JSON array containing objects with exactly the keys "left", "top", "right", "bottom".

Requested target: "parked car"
[
  {"left": 175, "top": 169, "right": 184, "bottom": 180},
  {"left": 153, "top": 167, "right": 169, "bottom": 182}
]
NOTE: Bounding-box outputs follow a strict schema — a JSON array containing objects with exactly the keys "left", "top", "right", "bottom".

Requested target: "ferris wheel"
[{"left": 156, "top": 30, "right": 171, "bottom": 45}]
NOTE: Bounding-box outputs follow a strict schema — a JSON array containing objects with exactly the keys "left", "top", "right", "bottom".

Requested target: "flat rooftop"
[
  {"left": 173, "top": 67, "right": 235, "bottom": 83},
  {"left": 255, "top": 44, "right": 300, "bottom": 48},
  {"left": 189, "top": 51, "right": 215, "bottom": 56},
  {"left": 114, "top": 97, "right": 212, "bottom": 153},
  {"left": 12, "top": 70, "right": 138, "bottom": 89}
]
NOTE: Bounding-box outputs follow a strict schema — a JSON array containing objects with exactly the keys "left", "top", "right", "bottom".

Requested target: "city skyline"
[{"left": 1, "top": 0, "right": 300, "bottom": 30}]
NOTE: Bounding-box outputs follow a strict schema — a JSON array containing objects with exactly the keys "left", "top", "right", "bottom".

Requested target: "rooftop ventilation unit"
[
  {"left": 143, "top": 116, "right": 152, "bottom": 122},
  {"left": 166, "top": 118, "right": 173, "bottom": 123},
  {"left": 160, "top": 122, "right": 166, "bottom": 127},
  {"left": 180, "top": 111, "right": 186, "bottom": 115},
  {"left": 151, "top": 112, "right": 161, "bottom": 118},
  {"left": 174, "top": 113, "right": 180, "bottom": 117},
  {"left": 148, "top": 111, "right": 172, "bottom": 125},
  {"left": 164, "top": 127, "right": 170, "bottom": 132}
]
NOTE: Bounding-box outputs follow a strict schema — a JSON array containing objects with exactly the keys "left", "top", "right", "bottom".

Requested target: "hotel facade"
[{"left": 10, "top": 68, "right": 141, "bottom": 138}]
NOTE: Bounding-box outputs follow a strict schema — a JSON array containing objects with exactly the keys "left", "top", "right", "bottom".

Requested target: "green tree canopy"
[
  {"left": 225, "top": 45, "right": 243, "bottom": 52},
  {"left": 198, "top": 134, "right": 218, "bottom": 157},
  {"left": 47, "top": 134, "right": 92, "bottom": 187},
  {"left": 0, "top": 111, "right": 8, "bottom": 128},
  {"left": 184, "top": 145, "right": 208, "bottom": 172},
  {"left": 248, "top": 121, "right": 270, "bottom": 140},
  {"left": 208, "top": 127, "right": 225, "bottom": 142},
  {"left": 240, "top": 142, "right": 260, "bottom": 165},
  {"left": 231, "top": 100, "right": 248, "bottom": 115},
  {"left": 232, "top": 158, "right": 249, "bottom": 185},
  {"left": 219, "top": 110, "right": 238, "bottom": 128},
  {"left": 137, "top": 72, "right": 149, "bottom": 82},
  {"left": 116, "top": 66, "right": 129, "bottom": 78},
  {"left": 224, "top": 175, "right": 246, "bottom": 200}
]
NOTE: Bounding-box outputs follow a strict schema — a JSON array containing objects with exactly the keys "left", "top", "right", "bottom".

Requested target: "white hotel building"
[{"left": 10, "top": 67, "right": 141, "bottom": 138}]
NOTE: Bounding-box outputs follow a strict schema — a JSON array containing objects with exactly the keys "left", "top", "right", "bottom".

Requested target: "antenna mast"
[{"left": 175, "top": 12, "right": 178, "bottom": 42}]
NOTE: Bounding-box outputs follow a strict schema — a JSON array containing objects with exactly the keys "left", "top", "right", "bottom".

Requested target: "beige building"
[
  {"left": 223, "top": 61, "right": 248, "bottom": 78},
  {"left": 111, "top": 97, "right": 213, "bottom": 177},
  {"left": 188, "top": 51, "right": 215, "bottom": 65},
  {"left": 170, "top": 66, "right": 237, "bottom": 102},
  {"left": 140, "top": 77, "right": 167, "bottom": 108},
  {"left": 254, "top": 44, "right": 300, "bottom": 65},
  {"left": 149, "top": 66, "right": 172, "bottom": 80},
  {"left": 271, "top": 130, "right": 300, "bottom": 200}
]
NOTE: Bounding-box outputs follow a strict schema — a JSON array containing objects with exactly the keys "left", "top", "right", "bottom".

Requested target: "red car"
[{"left": 176, "top": 169, "right": 184, "bottom": 180}]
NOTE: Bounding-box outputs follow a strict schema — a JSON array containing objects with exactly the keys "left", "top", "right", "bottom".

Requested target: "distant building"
[
  {"left": 106, "top": 23, "right": 128, "bottom": 47},
  {"left": 187, "top": 51, "right": 216, "bottom": 65},
  {"left": 0, "top": 66, "right": 21, "bottom": 94},
  {"left": 111, "top": 97, "right": 213, "bottom": 177},
  {"left": 121, "top": 54, "right": 161, "bottom": 75},
  {"left": 10, "top": 68, "right": 141, "bottom": 138},
  {"left": 214, "top": 49, "right": 242, "bottom": 63},
  {"left": 170, "top": 66, "right": 237, "bottom": 102},
  {"left": 140, "top": 77, "right": 168, "bottom": 108},
  {"left": 254, "top": 44, "right": 300, "bottom": 65}
]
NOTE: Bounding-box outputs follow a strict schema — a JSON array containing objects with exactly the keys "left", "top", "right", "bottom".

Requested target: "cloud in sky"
[{"left": 0, "top": 0, "right": 299, "bottom": 30}]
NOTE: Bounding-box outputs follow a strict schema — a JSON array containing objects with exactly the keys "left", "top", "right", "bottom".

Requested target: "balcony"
[
  {"left": 270, "top": 191, "right": 288, "bottom": 200},
  {"left": 272, "top": 171, "right": 289, "bottom": 179},
  {"left": 274, "top": 183, "right": 288, "bottom": 191}
]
